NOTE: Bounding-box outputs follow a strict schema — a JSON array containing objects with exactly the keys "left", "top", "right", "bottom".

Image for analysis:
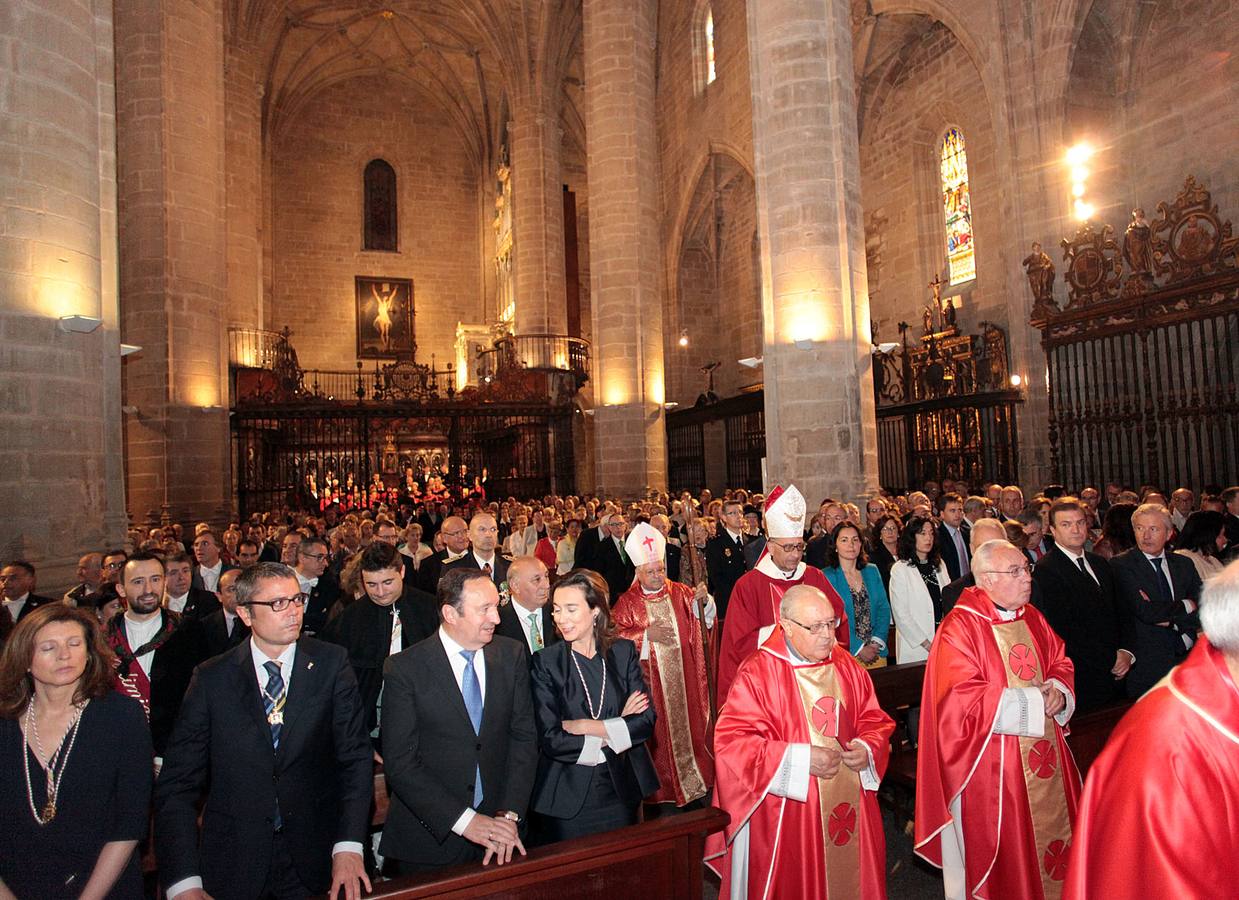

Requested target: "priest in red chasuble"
[
  {"left": 718, "top": 485, "right": 848, "bottom": 702},
  {"left": 1065, "top": 560, "right": 1239, "bottom": 899},
  {"left": 706, "top": 584, "right": 893, "bottom": 899},
  {"left": 915, "top": 539, "right": 1082, "bottom": 900},
  {"left": 612, "top": 522, "right": 716, "bottom": 809}
]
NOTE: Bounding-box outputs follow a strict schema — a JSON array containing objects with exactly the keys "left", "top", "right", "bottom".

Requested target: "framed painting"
[{"left": 356, "top": 276, "right": 414, "bottom": 359}]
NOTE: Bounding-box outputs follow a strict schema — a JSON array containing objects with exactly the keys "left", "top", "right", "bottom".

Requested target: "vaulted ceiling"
[{"left": 227, "top": 0, "right": 583, "bottom": 171}]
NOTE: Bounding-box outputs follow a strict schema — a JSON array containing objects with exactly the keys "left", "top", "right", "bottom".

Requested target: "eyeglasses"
[
  {"left": 769, "top": 541, "right": 806, "bottom": 552},
  {"left": 981, "top": 565, "right": 1033, "bottom": 579},
  {"left": 300, "top": 552, "right": 328, "bottom": 561},
  {"left": 785, "top": 616, "right": 840, "bottom": 636},
  {"left": 243, "top": 594, "right": 307, "bottom": 612}
]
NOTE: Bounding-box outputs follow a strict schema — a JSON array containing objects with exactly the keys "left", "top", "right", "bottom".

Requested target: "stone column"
[
  {"left": 582, "top": 0, "right": 667, "bottom": 496},
  {"left": 508, "top": 101, "right": 568, "bottom": 338},
  {"left": 116, "top": 0, "right": 232, "bottom": 527},
  {"left": 745, "top": 0, "right": 879, "bottom": 503},
  {"left": 0, "top": 0, "right": 128, "bottom": 588},
  {"left": 225, "top": 39, "right": 264, "bottom": 329}
]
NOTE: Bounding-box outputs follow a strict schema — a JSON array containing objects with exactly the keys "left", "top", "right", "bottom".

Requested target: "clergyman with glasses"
[
  {"left": 716, "top": 485, "right": 850, "bottom": 703},
  {"left": 914, "top": 539, "right": 1082, "bottom": 900},
  {"left": 154, "top": 561, "right": 373, "bottom": 900},
  {"left": 706, "top": 583, "right": 894, "bottom": 899}
]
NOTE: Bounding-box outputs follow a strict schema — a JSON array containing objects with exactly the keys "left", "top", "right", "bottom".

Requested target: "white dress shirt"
[
  {"left": 166, "top": 638, "right": 362, "bottom": 900},
  {"left": 1057, "top": 546, "right": 1098, "bottom": 584},
  {"left": 439, "top": 628, "right": 487, "bottom": 835},
  {"left": 472, "top": 552, "right": 498, "bottom": 577},
  {"left": 198, "top": 561, "right": 223, "bottom": 592},
  {"left": 508, "top": 598, "right": 544, "bottom": 653},
  {"left": 3, "top": 593, "right": 28, "bottom": 621},
  {"left": 124, "top": 613, "right": 163, "bottom": 677},
  {"left": 166, "top": 593, "right": 189, "bottom": 614}
]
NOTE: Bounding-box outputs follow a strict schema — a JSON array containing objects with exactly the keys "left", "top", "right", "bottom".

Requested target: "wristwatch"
[{"left": 501, "top": 810, "right": 521, "bottom": 824}]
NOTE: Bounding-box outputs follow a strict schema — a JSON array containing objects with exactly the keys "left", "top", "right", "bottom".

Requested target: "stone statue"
[
  {"left": 922, "top": 305, "right": 934, "bottom": 335},
  {"left": 1023, "top": 241, "right": 1056, "bottom": 311},
  {"left": 944, "top": 295, "right": 957, "bottom": 329},
  {"left": 1123, "top": 208, "right": 1153, "bottom": 274}
]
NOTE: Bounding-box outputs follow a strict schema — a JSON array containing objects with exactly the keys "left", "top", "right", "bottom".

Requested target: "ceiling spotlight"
[{"left": 874, "top": 342, "right": 900, "bottom": 354}]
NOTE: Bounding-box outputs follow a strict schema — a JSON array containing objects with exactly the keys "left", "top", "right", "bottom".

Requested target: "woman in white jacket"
[{"left": 887, "top": 515, "right": 950, "bottom": 664}]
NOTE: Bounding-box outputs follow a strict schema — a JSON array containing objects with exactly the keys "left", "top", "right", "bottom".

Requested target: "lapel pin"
[{"left": 307, "top": 661, "right": 315, "bottom": 670}]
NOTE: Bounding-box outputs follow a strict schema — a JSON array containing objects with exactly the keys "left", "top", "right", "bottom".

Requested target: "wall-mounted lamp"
[
  {"left": 678, "top": 329, "right": 689, "bottom": 348},
  {"left": 738, "top": 356, "right": 763, "bottom": 368},
  {"left": 664, "top": 401, "right": 679, "bottom": 409},
  {"left": 874, "top": 342, "right": 900, "bottom": 354},
  {"left": 1010, "top": 374, "right": 1023, "bottom": 388},
  {"left": 120, "top": 343, "right": 142, "bottom": 356},
  {"left": 58, "top": 315, "right": 103, "bottom": 334}
]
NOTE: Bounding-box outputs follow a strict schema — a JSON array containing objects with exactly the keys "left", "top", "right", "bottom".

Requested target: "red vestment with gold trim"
[
  {"left": 705, "top": 627, "right": 892, "bottom": 899},
  {"left": 1065, "top": 638, "right": 1239, "bottom": 899},
  {"left": 915, "top": 587, "right": 1082, "bottom": 900}
]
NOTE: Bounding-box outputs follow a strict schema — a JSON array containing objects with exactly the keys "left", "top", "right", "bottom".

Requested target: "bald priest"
[{"left": 706, "top": 584, "right": 894, "bottom": 899}]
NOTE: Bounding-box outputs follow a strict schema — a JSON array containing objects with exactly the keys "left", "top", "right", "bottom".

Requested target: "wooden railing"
[{"left": 325, "top": 806, "right": 728, "bottom": 900}]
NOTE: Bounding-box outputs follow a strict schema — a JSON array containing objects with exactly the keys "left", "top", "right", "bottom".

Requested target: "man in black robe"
[{"left": 321, "top": 542, "right": 438, "bottom": 750}]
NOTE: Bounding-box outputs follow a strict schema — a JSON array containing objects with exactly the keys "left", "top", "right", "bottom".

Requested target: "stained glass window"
[
  {"left": 363, "top": 159, "right": 398, "bottom": 252},
  {"left": 705, "top": 7, "right": 716, "bottom": 85},
  {"left": 940, "top": 129, "right": 974, "bottom": 284}
]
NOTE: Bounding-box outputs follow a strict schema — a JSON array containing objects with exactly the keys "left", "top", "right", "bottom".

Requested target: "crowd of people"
[{"left": 1, "top": 476, "right": 1238, "bottom": 899}]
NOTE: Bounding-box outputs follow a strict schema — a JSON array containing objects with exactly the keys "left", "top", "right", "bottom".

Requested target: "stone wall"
[
  {"left": 859, "top": 23, "right": 1005, "bottom": 338},
  {"left": 269, "top": 75, "right": 483, "bottom": 372},
  {"left": 0, "top": 0, "right": 127, "bottom": 590}
]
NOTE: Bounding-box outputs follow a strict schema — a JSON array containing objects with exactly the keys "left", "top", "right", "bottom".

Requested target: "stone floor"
[{"left": 702, "top": 808, "right": 943, "bottom": 899}]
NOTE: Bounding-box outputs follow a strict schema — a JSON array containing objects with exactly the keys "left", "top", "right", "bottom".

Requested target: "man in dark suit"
[
  {"left": 415, "top": 515, "right": 471, "bottom": 593},
  {"left": 234, "top": 538, "right": 262, "bottom": 568},
  {"left": 294, "top": 535, "right": 343, "bottom": 634},
  {"left": 198, "top": 568, "right": 250, "bottom": 658},
  {"left": 321, "top": 542, "right": 438, "bottom": 743},
  {"left": 496, "top": 556, "right": 559, "bottom": 658},
  {"left": 0, "top": 560, "right": 58, "bottom": 622},
  {"left": 155, "top": 562, "right": 372, "bottom": 900},
  {"left": 804, "top": 500, "right": 848, "bottom": 569},
  {"left": 417, "top": 499, "right": 444, "bottom": 545},
  {"left": 1111, "top": 503, "right": 1203, "bottom": 697},
  {"left": 108, "top": 552, "right": 207, "bottom": 758},
  {"left": 191, "top": 530, "right": 238, "bottom": 594},
  {"left": 941, "top": 518, "right": 1007, "bottom": 613},
  {"left": 443, "top": 512, "right": 510, "bottom": 587},
  {"left": 380, "top": 568, "right": 538, "bottom": 873},
  {"left": 593, "top": 515, "right": 635, "bottom": 604},
  {"left": 1033, "top": 498, "right": 1134, "bottom": 711},
  {"left": 1222, "top": 486, "right": 1239, "bottom": 561},
  {"left": 572, "top": 513, "right": 608, "bottom": 573},
  {"left": 936, "top": 492, "right": 972, "bottom": 582},
  {"left": 705, "top": 500, "right": 751, "bottom": 620},
  {"left": 163, "top": 551, "right": 221, "bottom": 621}
]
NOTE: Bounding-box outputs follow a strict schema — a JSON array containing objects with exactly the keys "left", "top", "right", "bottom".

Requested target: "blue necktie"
[
  {"left": 460, "top": 650, "right": 483, "bottom": 807},
  {"left": 262, "top": 661, "right": 285, "bottom": 829},
  {"left": 1151, "top": 557, "right": 1173, "bottom": 604}
]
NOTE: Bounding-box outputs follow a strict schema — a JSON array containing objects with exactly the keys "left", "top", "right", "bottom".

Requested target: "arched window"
[
  {"left": 704, "top": 7, "right": 717, "bottom": 85},
  {"left": 694, "top": 2, "right": 717, "bottom": 94},
  {"left": 939, "top": 128, "right": 975, "bottom": 284},
  {"left": 363, "top": 158, "right": 398, "bottom": 252}
]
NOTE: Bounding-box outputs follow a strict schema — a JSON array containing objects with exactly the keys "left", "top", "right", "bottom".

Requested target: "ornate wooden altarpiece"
[
  {"left": 1031, "top": 175, "right": 1239, "bottom": 490},
  {"left": 870, "top": 287, "right": 1021, "bottom": 491},
  {"left": 228, "top": 331, "right": 583, "bottom": 516}
]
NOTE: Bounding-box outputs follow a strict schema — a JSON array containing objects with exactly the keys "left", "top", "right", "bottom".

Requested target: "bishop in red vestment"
[
  {"left": 717, "top": 485, "right": 848, "bottom": 702},
  {"left": 706, "top": 584, "right": 893, "bottom": 899},
  {"left": 915, "top": 540, "right": 1082, "bottom": 900},
  {"left": 613, "top": 523, "right": 716, "bottom": 807},
  {"left": 1065, "top": 561, "right": 1239, "bottom": 899}
]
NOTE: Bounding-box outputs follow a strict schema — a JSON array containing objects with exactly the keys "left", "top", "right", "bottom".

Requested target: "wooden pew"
[{"left": 327, "top": 807, "right": 730, "bottom": 900}]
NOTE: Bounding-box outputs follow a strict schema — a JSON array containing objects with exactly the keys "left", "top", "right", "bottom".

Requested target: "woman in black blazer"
[{"left": 530, "top": 569, "right": 660, "bottom": 842}]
